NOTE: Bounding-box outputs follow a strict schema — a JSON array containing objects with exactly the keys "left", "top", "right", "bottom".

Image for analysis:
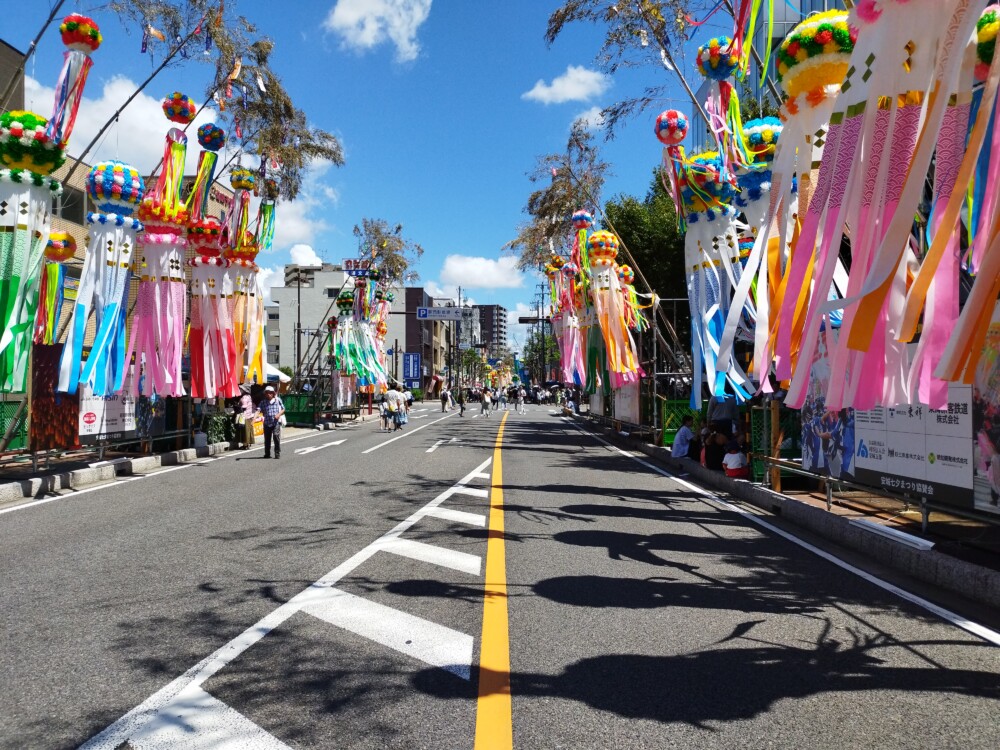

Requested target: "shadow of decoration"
[
  {"left": 558, "top": 503, "right": 744, "bottom": 525},
  {"left": 533, "top": 575, "right": 824, "bottom": 615},
  {"left": 206, "top": 522, "right": 357, "bottom": 551},
  {"left": 414, "top": 622, "right": 1000, "bottom": 728}
]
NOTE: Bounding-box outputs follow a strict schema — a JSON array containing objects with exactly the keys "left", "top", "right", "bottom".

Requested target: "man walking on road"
[
  {"left": 457, "top": 388, "right": 466, "bottom": 417},
  {"left": 258, "top": 386, "right": 285, "bottom": 459},
  {"left": 440, "top": 388, "right": 449, "bottom": 412},
  {"left": 481, "top": 389, "right": 492, "bottom": 418}
]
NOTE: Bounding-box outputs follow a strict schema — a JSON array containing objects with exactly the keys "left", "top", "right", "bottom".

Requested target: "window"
[
  {"left": 326, "top": 288, "right": 338, "bottom": 298},
  {"left": 268, "top": 312, "right": 279, "bottom": 320},
  {"left": 53, "top": 185, "right": 87, "bottom": 226}
]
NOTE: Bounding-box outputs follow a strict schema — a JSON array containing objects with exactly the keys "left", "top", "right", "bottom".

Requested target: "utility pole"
[
  {"left": 296, "top": 269, "right": 303, "bottom": 384},
  {"left": 393, "top": 338, "right": 399, "bottom": 381}
]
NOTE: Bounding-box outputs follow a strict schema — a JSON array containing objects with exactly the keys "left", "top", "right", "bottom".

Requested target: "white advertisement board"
[
  {"left": 854, "top": 385, "right": 974, "bottom": 505},
  {"left": 78, "top": 385, "right": 137, "bottom": 445}
]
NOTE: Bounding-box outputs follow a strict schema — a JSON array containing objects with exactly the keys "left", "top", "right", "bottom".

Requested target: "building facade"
[{"left": 475, "top": 304, "right": 508, "bottom": 355}]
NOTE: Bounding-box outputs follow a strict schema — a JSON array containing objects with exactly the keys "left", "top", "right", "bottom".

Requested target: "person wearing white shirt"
[{"left": 672, "top": 415, "right": 695, "bottom": 459}]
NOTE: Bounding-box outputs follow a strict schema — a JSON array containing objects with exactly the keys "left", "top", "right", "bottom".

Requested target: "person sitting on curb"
[
  {"left": 723, "top": 441, "right": 751, "bottom": 479},
  {"left": 672, "top": 415, "right": 695, "bottom": 459}
]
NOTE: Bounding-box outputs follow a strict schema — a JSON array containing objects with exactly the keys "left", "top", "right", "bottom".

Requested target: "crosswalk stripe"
[
  {"left": 128, "top": 685, "right": 290, "bottom": 749},
  {"left": 448, "top": 486, "right": 489, "bottom": 498},
  {"left": 377, "top": 538, "right": 481, "bottom": 575},
  {"left": 421, "top": 507, "right": 487, "bottom": 527},
  {"left": 303, "top": 587, "right": 474, "bottom": 680}
]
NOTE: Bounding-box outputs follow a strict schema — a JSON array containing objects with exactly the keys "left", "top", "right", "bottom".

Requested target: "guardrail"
[{"left": 754, "top": 454, "right": 1000, "bottom": 532}]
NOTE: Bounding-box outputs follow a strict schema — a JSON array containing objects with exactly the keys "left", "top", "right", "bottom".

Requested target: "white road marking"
[
  {"left": 79, "top": 456, "right": 493, "bottom": 749},
  {"left": 447, "top": 486, "right": 489, "bottom": 499},
  {"left": 566, "top": 421, "right": 1000, "bottom": 648},
  {"left": 293, "top": 439, "right": 346, "bottom": 455},
  {"left": 362, "top": 413, "right": 456, "bottom": 454},
  {"left": 426, "top": 440, "right": 445, "bottom": 454},
  {"left": 126, "top": 685, "right": 290, "bottom": 749},
  {"left": 376, "top": 537, "right": 481, "bottom": 575},
  {"left": 412, "top": 415, "right": 429, "bottom": 420},
  {"left": 302, "top": 588, "right": 474, "bottom": 679},
  {"left": 420, "top": 507, "right": 487, "bottom": 527}
]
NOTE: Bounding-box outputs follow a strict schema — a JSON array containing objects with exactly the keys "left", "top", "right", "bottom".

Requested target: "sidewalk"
[{"left": 573, "top": 414, "right": 1000, "bottom": 611}]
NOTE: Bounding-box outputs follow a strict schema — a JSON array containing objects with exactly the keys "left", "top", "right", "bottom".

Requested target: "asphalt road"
[{"left": 0, "top": 405, "right": 998, "bottom": 749}]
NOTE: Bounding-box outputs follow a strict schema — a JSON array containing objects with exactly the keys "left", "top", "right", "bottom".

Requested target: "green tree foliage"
[
  {"left": 521, "top": 330, "right": 560, "bottom": 383},
  {"left": 109, "top": 0, "right": 344, "bottom": 200},
  {"left": 602, "top": 168, "right": 686, "bottom": 301},
  {"left": 505, "top": 122, "right": 610, "bottom": 270},
  {"left": 353, "top": 218, "right": 424, "bottom": 287},
  {"left": 461, "top": 348, "right": 485, "bottom": 385}
]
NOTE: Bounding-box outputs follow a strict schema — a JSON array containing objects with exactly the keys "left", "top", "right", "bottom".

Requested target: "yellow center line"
[{"left": 474, "top": 410, "right": 513, "bottom": 749}]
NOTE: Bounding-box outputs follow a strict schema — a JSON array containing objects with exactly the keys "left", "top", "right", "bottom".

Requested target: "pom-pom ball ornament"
[
  {"left": 377, "top": 321, "right": 388, "bottom": 337},
  {"left": 197, "top": 123, "right": 225, "bottom": 152},
  {"left": 59, "top": 14, "right": 102, "bottom": 54},
  {"left": 562, "top": 261, "right": 580, "bottom": 278},
  {"left": 0, "top": 111, "right": 64, "bottom": 173},
  {"left": 618, "top": 265, "right": 635, "bottom": 285},
  {"left": 680, "top": 152, "right": 736, "bottom": 215},
  {"left": 86, "top": 160, "right": 144, "bottom": 215},
  {"left": 550, "top": 254, "right": 565, "bottom": 270},
  {"left": 187, "top": 218, "right": 222, "bottom": 255},
  {"left": 655, "top": 109, "right": 689, "bottom": 147},
  {"left": 337, "top": 290, "right": 355, "bottom": 313},
  {"left": 230, "top": 167, "right": 256, "bottom": 191},
  {"left": 742, "top": 117, "right": 782, "bottom": 162},
  {"left": 572, "top": 210, "right": 593, "bottom": 229},
  {"left": 385, "top": 291, "right": 395, "bottom": 303},
  {"left": 976, "top": 6, "right": 1000, "bottom": 82},
  {"left": 45, "top": 232, "right": 77, "bottom": 262},
  {"left": 545, "top": 263, "right": 559, "bottom": 280},
  {"left": 587, "top": 230, "right": 619, "bottom": 269},
  {"left": 327, "top": 316, "right": 338, "bottom": 330},
  {"left": 162, "top": 92, "right": 197, "bottom": 124},
  {"left": 696, "top": 37, "right": 740, "bottom": 81},
  {"left": 775, "top": 10, "right": 856, "bottom": 101}
]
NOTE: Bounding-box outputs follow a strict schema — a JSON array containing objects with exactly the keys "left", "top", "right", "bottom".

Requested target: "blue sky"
[{"left": 6, "top": 0, "right": 729, "bottom": 350}]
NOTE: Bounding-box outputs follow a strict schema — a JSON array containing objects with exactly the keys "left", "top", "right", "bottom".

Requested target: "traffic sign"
[
  {"left": 416, "top": 306, "right": 463, "bottom": 321},
  {"left": 343, "top": 258, "right": 372, "bottom": 277},
  {"left": 403, "top": 353, "right": 421, "bottom": 380}
]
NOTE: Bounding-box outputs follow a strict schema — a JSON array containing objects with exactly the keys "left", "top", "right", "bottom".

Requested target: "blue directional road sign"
[{"left": 403, "top": 353, "right": 421, "bottom": 380}]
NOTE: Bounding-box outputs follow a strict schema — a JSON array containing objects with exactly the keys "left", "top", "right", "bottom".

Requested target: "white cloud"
[
  {"left": 257, "top": 266, "right": 285, "bottom": 304},
  {"left": 25, "top": 75, "right": 221, "bottom": 176},
  {"left": 440, "top": 255, "right": 524, "bottom": 290},
  {"left": 522, "top": 65, "right": 610, "bottom": 105},
  {"left": 289, "top": 244, "right": 323, "bottom": 266},
  {"left": 324, "top": 0, "right": 432, "bottom": 63},
  {"left": 424, "top": 280, "right": 476, "bottom": 305},
  {"left": 575, "top": 106, "right": 605, "bottom": 131}
]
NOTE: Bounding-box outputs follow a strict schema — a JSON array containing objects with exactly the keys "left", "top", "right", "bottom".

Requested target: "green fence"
[
  {"left": 282, "top": 393, "right": 315, "bottom": 426},
  {"left": 750, "top": 405, "right": 802, "bottom": 482},
  {"left": 660, "top": 399, "right": 706, "bottom": 447},
  {"left": 0, "top": 400, "right": 27, "bottom": 450}
]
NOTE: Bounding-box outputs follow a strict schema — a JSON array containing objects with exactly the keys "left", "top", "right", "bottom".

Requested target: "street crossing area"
[{"left": 79, "top": 458, "right": 495, "bottom": 749}]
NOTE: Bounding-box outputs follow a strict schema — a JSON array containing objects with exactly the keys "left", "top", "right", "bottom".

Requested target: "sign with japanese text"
[
  {"left": 854, "top": 385, "right": 974, "bottom": 508},
  {"left": 343, "top": 258, "right": 372, "bottom": 277},
  {"left": 403, "top": 353, "right": 421, "bottom": 380}
]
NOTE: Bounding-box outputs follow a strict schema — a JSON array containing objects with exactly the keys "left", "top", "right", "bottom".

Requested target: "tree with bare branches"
[
  {"left": 353, "top": 219, "right": 425, "bottom": 287},
  {"left": 108, "top": 0, "right": 343, "bottom": 200},
  {"left": 505, "top": 120, "right": 610, "bottom": 270},
  {"left": 545, "top": 1, "right": 709, "bottom": 137}
]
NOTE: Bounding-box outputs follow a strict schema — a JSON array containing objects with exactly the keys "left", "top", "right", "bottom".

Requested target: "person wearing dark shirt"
[{"left": 703, "top": 431, "right": 728, "bottom": 471}]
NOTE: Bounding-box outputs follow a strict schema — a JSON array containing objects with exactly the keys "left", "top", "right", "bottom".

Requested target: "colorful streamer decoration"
[
  {"left": 587, "top": 230, "right": 642, "bottom": 389},
  {"left": 226, "top": 166, "right": 265, "bottom": 385},
  {"left": 125, "top": 101, "right": 192, "bottom": 397},
  {"left": 186, "top": 123, "right": 239, "bottom": 400},
  {"left": 45, "top": 15, "right": 101, "bottom": 148},
  {"left": 33, "top": 232, "right": 76, "bottom": 346},
  {"left": 58, "top": 161, "right": 144, "bottom": 396}
]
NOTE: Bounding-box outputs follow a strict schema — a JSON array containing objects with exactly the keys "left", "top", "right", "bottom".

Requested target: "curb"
[
  {"left": 0, "top": 442, "right": 231, "bottom": 503},
  {"left": 577, "top": 417, "right": 1000, "bottom": 611}
]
